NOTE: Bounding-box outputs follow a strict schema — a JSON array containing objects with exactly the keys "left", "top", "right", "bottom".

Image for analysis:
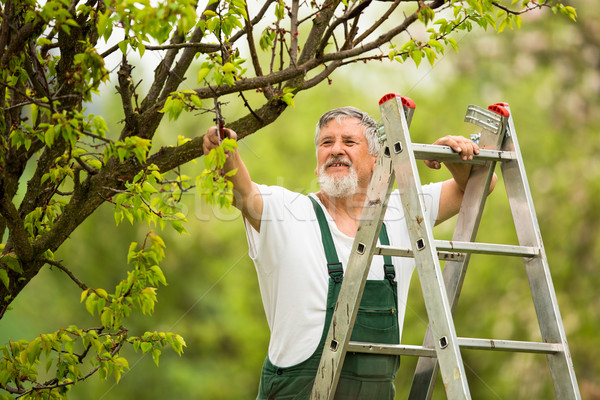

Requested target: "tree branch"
[
  {"left": 297, "top": 0, "right": 341, "bottom": 66},
  {"left": 244, "top": 0, "right": 264, "bottom": 79},
  {"left": 229, "top": 0, "right": 276, "bottom": 44},
  {"left": 43, "top": 258, "right": 88, "bottom": 290},
  {"left": 289, "top": 0, "right": 300, "bottom": 66},
  {"left": 352, "top": 0, "right": 402, "bottom": 46},
  {"left": 492, "top": 1, "right": 545, "bottom": 15},
  {"left": 116, "top": 57, "right": 139, "bottom": 141},
  {"left": 0, "top": 193, "right": 33, "bottom": 255},
  {"left": 315, "top": 0, "right": 372, "bottom": 57}
]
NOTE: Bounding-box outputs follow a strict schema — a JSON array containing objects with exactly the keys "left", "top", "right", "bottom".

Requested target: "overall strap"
[
  {"left": 309, "top": 197, "right": 343, "bottom": 283},
  {"left": 309, "top": 196, "right": 395, "bottom": 283},
  {"left": 379, "top": 223, "right": 396, "bottom": 283}
]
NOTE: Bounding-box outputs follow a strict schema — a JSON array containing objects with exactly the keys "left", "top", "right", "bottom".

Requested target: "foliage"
[
  {"left": 0, "top": 0, "right": 576, "bottom": 397},
  {"left": 0, "top": 231, "right": 185, "bottom": 399}
]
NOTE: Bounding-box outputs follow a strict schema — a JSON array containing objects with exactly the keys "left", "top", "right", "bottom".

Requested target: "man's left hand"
[{"left": 425, "top": 135, "right": 480, "bottom": 169}]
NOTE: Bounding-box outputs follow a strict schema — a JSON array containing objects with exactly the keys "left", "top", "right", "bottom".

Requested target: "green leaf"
[
  {"left": 0, "top": 269, "right": 8, "bottom": 289},
  {"left": 101, "top": 308, "right": 114, "bottom": 328},
  {"left": 190, "top": 95, "right": 203, "bottom": 108},
  {"left": 85, "top": 293, "right": 97, "bottom": 315},
  {"left": 423, "top": 47, "right": 436, "bottom": 66},
  {"left": 45, "top": 357, "right": 53, "bottom": 373},
  {"left": 0, "top": 370, "right": 12, "bottom": 388},
  {"left": 560, "top": 5, "right": 577, "bottom": 21},
  {"left": 152, "top": 348, "right": 161, "bottom": 366},
  {"left": 1, "top": 254, "right": 22, "bottom": 274},
  {"left": 411, "top": 50, "right": 423, "bottom": 67},
  {"left": 150, "top": 265, "right": 167, "bottom": 286},
  {"left": 45, "top": 125, "right": 55, "bottom": 147},
  {"left": 427, "top": 39, "right": 444, "bottom": 53},
  {"left": 118, "top": 39, "right": 128, "bottom": 55},
  {"left": 140, "top": 341, "right": 153, "bottom": 354}
]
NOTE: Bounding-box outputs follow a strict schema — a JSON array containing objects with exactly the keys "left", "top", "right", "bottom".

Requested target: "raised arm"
[
  {"left": 426, "top": 135, "right": 497, "bottom": 225},
  {"left": 203, "top": 127, "right": 263, "bottom": 232}
]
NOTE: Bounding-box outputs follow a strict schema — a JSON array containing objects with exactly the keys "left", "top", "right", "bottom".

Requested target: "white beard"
[{"left": 318, "top": 161, "right": 359, "bottom": 198}]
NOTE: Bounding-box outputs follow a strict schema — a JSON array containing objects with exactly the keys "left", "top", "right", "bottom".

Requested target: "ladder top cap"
[
  {"left": 488, "top": 103, "right": 510, "bottom": 117},
  {"left": 379, "top": 93, "right": 416, "bottom": 109}
]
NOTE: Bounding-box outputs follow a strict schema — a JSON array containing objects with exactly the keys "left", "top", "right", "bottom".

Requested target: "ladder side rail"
[
  {"left": 381, "top": 96, "right": 471, "bottom": 399},
  {"left": 310, "top": 145, "right": 396, "bottom": 399},
  {"left": 500, "top": 111, "right": 581, "bottom": 399},
  {"left": 409, "top": 106, "right": 507, "bottom": 400},
  {"left": 311, "top": 97, "right": 419, "bottom": 399}
]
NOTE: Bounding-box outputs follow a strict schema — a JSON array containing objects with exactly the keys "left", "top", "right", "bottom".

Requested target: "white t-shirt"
[{"left": 244, "top": 182, "right": 442, "bottom": 368}]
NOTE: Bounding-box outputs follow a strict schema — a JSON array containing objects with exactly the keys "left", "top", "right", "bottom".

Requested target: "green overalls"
[{"left": 256, "top": 197, "right": 401, "bottom": 400}]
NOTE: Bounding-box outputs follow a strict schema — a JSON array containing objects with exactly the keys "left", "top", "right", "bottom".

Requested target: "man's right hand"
[
  {"left": 201, "top": 126, "right": 264, "bottom": 232},
  {"left": 202, "top": 126, "right": 238, "bottom": 156}
]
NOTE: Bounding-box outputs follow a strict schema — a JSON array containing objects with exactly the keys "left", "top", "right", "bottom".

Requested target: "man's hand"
[
  {"left": 425, "top": 135, "right": 480, "bottom": 170},
  {"left": 201, "top": 126, "right": 264, "bottom": 232},
  {"left": 431, "top": 135, "right": 496, "bottom": 225},
  {"left": 203, "top": 126, "right": 238, "bottom": 156}
]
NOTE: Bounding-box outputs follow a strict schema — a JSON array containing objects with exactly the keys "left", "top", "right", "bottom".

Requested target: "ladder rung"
[
  {"left": 434, "top": 240, "right": 539, "bottom": 257},
  {"left": 347, "top": 338, "right": 562, "bottom": 357},
  {"left": 457, "top": 337, "right": 562, "bottom": 354},
  {"left": 375, "top": 246, "right": 465, "bottom": 261},
  {"left": 377, "top": 242, "right": 538, "bottom": 258},
  {"left": 411, "top": 143, "right": 517, "bottom": 164},
  {"left": 347, "top": 342, "right": 436, "bottom": 357}
]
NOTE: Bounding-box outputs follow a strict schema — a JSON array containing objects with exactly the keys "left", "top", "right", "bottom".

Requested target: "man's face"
[{"left": 315, "top": 118, "right": 377, "bottom": 196}]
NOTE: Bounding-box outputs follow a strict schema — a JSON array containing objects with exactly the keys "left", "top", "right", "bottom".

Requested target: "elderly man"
[{"left": 202, "top": 106, "right": 494, "bottom": 399}]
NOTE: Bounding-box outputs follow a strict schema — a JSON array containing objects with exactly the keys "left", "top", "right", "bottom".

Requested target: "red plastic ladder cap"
[
  {"left": 488, "top": 103, "right": 510, "bottom": 117},
  {"left": 378, "top": 93, "right": 416, "bottom": 109}
]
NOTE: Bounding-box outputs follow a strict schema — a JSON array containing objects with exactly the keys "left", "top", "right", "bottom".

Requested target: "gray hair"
[{"left": 314, "top": 106, "right": 380, "bottom": 156}]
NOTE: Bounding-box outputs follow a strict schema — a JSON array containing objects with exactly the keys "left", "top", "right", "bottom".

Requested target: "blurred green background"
[{"left": 1, "top": 1, "right": 599, "bottom": 399}]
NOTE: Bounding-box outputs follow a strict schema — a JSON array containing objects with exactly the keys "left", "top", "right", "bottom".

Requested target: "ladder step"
[
  {"left": 347, "top": 342, "right": 436, "bottom": 357},
  {"left": 457, "top": 338, "right": 562, "bottom": 354},
  {"left": 377, "top": 241, "right": 538, "bottom": 258},
  {"left": 347, "top": 338, "right": 562, "bottom": 357},
  {"left": 411, "top": 143, "right": 516, "bottom": 165},
  {"left": 374, "top": 246, "right": 465, "bottom": 261}
]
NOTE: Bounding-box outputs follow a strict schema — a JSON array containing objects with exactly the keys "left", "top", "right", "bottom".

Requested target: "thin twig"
[
  {"left": 43, "top": 258, "right": 88, "bottom": 290},
  {"left": 492, "top": 0, "right": 545, "bottom": 15}
]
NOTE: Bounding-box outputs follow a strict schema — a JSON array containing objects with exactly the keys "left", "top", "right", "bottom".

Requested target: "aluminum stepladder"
[{"left": 310, "top": 93, "right": 581, "bottom": 399}]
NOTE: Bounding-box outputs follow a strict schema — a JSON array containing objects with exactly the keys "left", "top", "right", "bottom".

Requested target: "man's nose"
[{"left": 330, "top": 139, "right": 345, "bottom": 155}]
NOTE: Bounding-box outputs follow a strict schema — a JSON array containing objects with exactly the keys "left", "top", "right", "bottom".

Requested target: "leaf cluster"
[{"left": 0, "top": 231, "right": 185, "bottom": 399}]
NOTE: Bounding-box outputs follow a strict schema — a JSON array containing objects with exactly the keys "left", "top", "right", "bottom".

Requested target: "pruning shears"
[{"left": 214, "top": 98, "right": 225, "bottom": 144}]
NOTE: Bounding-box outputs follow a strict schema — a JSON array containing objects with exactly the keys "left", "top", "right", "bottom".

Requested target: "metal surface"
[
  {"left": 311, "top": 97, "right": 581, "bottom": 400},
  {"left": 500, "top": 107, "right": 581, "bottom": 399},
  {"left": 381, "top": 96, "right": 472, "bottom": 399},
  {"left": 376, "top": 240, "right": 539, "bottom": 259},
  {"left": 410, "top": 102, "right": 507, "bottom": 400},
  {"left": 433, "top": 240, "right": 538, "bottom": 257},
  {"left": 347, "top": 338, "right": 561, "bottom": 356},
  {"left": 411, "top": 144, "right": 516, "bottom": 164},
  {"left": 310, "top": 152, "right": 395, "bottom": 399},
  {"left": 310, "top": 100, "right": 403, "bottom": 400},
  {"left": 347, "top": 342, "right": 437, "bottom": 357},
  {"left": 464, "top": 104, "right": 503, "bottom": 132},
  {"left": 375, "top": 245, "right": 465, "bottom": 261},
  {"left": 456, "top": 338, "right": 562, "bottom": 354}
]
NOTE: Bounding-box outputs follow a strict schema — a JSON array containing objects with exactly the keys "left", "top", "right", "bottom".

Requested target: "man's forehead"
[{"left": 319, "top": 117, "right": 364, "bottom": 135}]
